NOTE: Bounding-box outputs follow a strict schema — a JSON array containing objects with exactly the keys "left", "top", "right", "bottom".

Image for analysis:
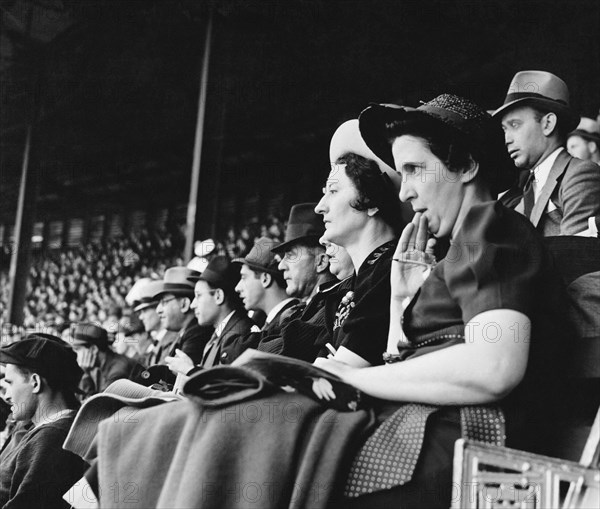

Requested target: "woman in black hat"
[{"left": 315, "top": 94, "right": 568, "bottom": 508}]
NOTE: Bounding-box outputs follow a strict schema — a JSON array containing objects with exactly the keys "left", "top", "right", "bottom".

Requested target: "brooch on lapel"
[{"left": 333, "top": 291, "right": 355, "bottom": 330}]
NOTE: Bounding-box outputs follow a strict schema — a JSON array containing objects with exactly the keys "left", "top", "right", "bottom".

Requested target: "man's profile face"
[
  {"left": 138, "top": 306, "right": 161, "bottom": 332},
  {"left": 501, "top": 106, "right": 550, "bottom": 169},
  {"left": 156, "top": 294, "right": 187, "bottom": 332},
  {"left": 2, "top": 364, "right": 36, "bottom": 422},
  {"left": 277, "top": 244, "right": 319, "bottom": 299},
  {"left": 190, "top": 280, "right": 219, "bottom": 326},
  {"left": 235, "top": 265, "right": 265, "bottom": 311}
]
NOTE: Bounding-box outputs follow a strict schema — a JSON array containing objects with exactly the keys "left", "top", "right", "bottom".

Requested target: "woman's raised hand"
[{"left": 391, "top": 212, "right": 437, "bottom": 301}]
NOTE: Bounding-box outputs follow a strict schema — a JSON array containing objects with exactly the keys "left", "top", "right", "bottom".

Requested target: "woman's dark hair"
[
  {"left": 335, "top": 152, "right": 404, "bottom": 234},
  {"left": 386, "top": 118, "right": 476, "bottom": 177}
]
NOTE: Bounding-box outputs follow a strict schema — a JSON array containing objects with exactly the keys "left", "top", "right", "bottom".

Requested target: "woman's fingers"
[
  {"left": 415, "top": 214, "right": 429, "bottom": 252},
  {"left": 425, "top": 237, "right": 437, "bottom": 256}
]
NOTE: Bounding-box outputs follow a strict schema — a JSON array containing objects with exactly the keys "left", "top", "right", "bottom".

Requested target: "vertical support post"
[{"left": 184, "top": 9, "right": 213, "bottom": 263}]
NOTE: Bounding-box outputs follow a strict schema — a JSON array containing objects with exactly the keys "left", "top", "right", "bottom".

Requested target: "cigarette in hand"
[{"left": 325, "top": 343, "right": 337, "bottom": 358}]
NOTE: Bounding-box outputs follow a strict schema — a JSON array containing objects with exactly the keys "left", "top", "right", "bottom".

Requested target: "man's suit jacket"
[
  {"left": 206, "top": 309, "right": 256, "bottom": 367},
  {"left": 509, "top": 150, "right": 600, "bottom": 236},
  {"left": 169, "top": 316, "right": 213, "bottom": 365},
  {"left": 219, "top": 299, "right": 299, "bottom": 363},
  {"left": 257, "top": 279, "right": 344, "bottom": 361}
]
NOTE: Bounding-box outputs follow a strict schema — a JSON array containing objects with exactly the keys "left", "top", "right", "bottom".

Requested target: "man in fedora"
[
  {"left": 152, "top": 267, "right": 214, "bottom": 365},
  {"left": 165, "top": 256, "right": 254, "bottom": 372},
  {"left": 494, "top": 70, "right": 600, "bottom": 236},
  {"left": 126, "top": 277, "right": 178, "bottom": 365},
  {"left": 69, "top": 322, "right": 142, "bottom": 397},
  {"left": 272, "top": 203, "right": 333, "bottom": 308},
  {"left": 567, "top": 117, "right": 600, "bottom": 165},
  {"left": 0, "top": 333, "right": 86, "bottom": 507}
]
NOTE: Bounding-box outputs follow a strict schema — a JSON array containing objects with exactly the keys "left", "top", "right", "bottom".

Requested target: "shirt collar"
[
  {"left": 532, "top": 147, "right": 563, "bottom": 190},
  {"left": 265, "top": 297, "right": 296, "bottom": 324},
  {"left": 214, "top": 310, "right": 236, "bottom": 338}
]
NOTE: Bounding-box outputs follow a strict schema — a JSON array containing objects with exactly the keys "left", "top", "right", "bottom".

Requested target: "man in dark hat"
[
  {"left": 272, "top": 203, "right": 334, "bottom": 308},
  {"left": 567, "top": 117, "right": 600, "bottom": 165},
  {"left": 0, "top": 333, "right": 86, "bottom": 508},
  {"left": 494, "top": 70, "right": 600, "bottom": 236},
  {"left": 152, "top": 266, "right": 214, "bottom": 365},
  {"left": 165, "top": 256, "right": 254, "bottom": 372},
  {"left": 69, "top": 322, "right": 142, "bottom": 397}
]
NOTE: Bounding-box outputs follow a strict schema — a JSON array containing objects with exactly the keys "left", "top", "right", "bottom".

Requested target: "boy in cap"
[
  {"left": 0, "top": 333, "right": 86, "bottom": 508},
  {"left": 495, "top": 70, "right": 600, "bottom": 235},
  {"left": 165, "top": 256, "right": 255, "bottom": 373}
]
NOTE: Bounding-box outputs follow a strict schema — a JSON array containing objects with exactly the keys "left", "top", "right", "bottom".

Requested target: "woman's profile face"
[
  {"left": 392, "top": 135, "right": 465, "bottom": 238},
  {"left": 314, "top": 164, "right": 368, "bottom": 247}
]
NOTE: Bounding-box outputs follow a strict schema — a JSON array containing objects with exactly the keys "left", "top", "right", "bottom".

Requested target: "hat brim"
[
  {"left": 493, "top": 97, "right": 580, "bottom": 132},
  {"left": 232, "top": 258, "right": 281, "bottom": 275},
  {"left": 358, "top": 103, "right": 409, "bottom": 171},
  {"left": 359, "top": 103, "right": 518, "bottom": 196},
  {"left": 271, "top": 235, "right": 322, "bottom": 254},
  {"left": 133, "top": 300, "right": 158, "bottom": 313}
]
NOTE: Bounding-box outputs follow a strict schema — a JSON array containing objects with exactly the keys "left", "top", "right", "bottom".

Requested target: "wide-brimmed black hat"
[
  {"left": 493, "top": 70, "right": 579, "bottom": 132},
  {"left": 0, "top": 333, "right": 83, "bottom": 390},
  {"left": 187, "top": 255, "right": 240, "bottom": 294},
  {"left": 359, "top": 94, "right": 518, "bottom": 195},
  {"left": 272, "top": 203, "right": 324, "bottom": 254}
]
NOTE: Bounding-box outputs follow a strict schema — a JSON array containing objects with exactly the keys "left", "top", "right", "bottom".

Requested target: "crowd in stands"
[
  {"left": 0, "top": 70, "right": 599, "bottom": 509},
  {"left": 0, "top": 216, "right": 285, "bottom": 338}
]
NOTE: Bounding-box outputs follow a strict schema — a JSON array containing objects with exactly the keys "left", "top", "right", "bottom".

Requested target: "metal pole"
[
  {"left": 7, "top": 126, "right": 37, "bottom": 327},
  {"left": 184, "top": 9, "right": 213, "bottom": 263}
]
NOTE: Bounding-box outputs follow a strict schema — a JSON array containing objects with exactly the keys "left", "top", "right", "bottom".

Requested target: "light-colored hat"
[
  {"left": 493, "top": 70, "right": 579, "bottom": 131},
  {"left": 329, "top": 119, "right": 395, "bottom": 174}
]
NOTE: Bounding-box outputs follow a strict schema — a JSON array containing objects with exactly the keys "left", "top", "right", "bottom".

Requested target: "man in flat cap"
[
  {"left": 0, "top": 333, "right": 86, "bottom": 508},
  {"left": 495, "top": 70, "right": 600, "bottom": 235},
  {"left": 152, "top": 266, "right": 214, "bottom": 365},
  {"left": 208, "top": 237, "right": 298, "bottom": 362},
  {"left": 69, "top": 322, "right": 141, "bottom": 398},
  {"left": 165, "top": 256, "right": 254, "bottom": 374}
]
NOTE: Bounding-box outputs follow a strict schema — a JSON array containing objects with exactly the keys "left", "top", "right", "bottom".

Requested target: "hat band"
[{"left": 504, "top": 92, "right": 568, "bottom": 106}]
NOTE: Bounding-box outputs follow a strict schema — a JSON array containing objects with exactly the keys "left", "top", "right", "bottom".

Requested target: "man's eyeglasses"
[{"left": 158, "top": 297, "right": 178, "bottom": 307}]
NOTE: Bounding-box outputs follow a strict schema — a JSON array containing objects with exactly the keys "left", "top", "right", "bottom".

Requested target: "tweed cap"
[
  {"left": 0, "top": 333, "right": 83, "bottom": 390},
  {"left": 271, "top": 203, "right": 325, "bottom": 254},
  {"left": 359, "top": 94, "right": 518, "bottom": 195},
  {"left": 233, "top": 237, "right": 281, "bottom": 274}
]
